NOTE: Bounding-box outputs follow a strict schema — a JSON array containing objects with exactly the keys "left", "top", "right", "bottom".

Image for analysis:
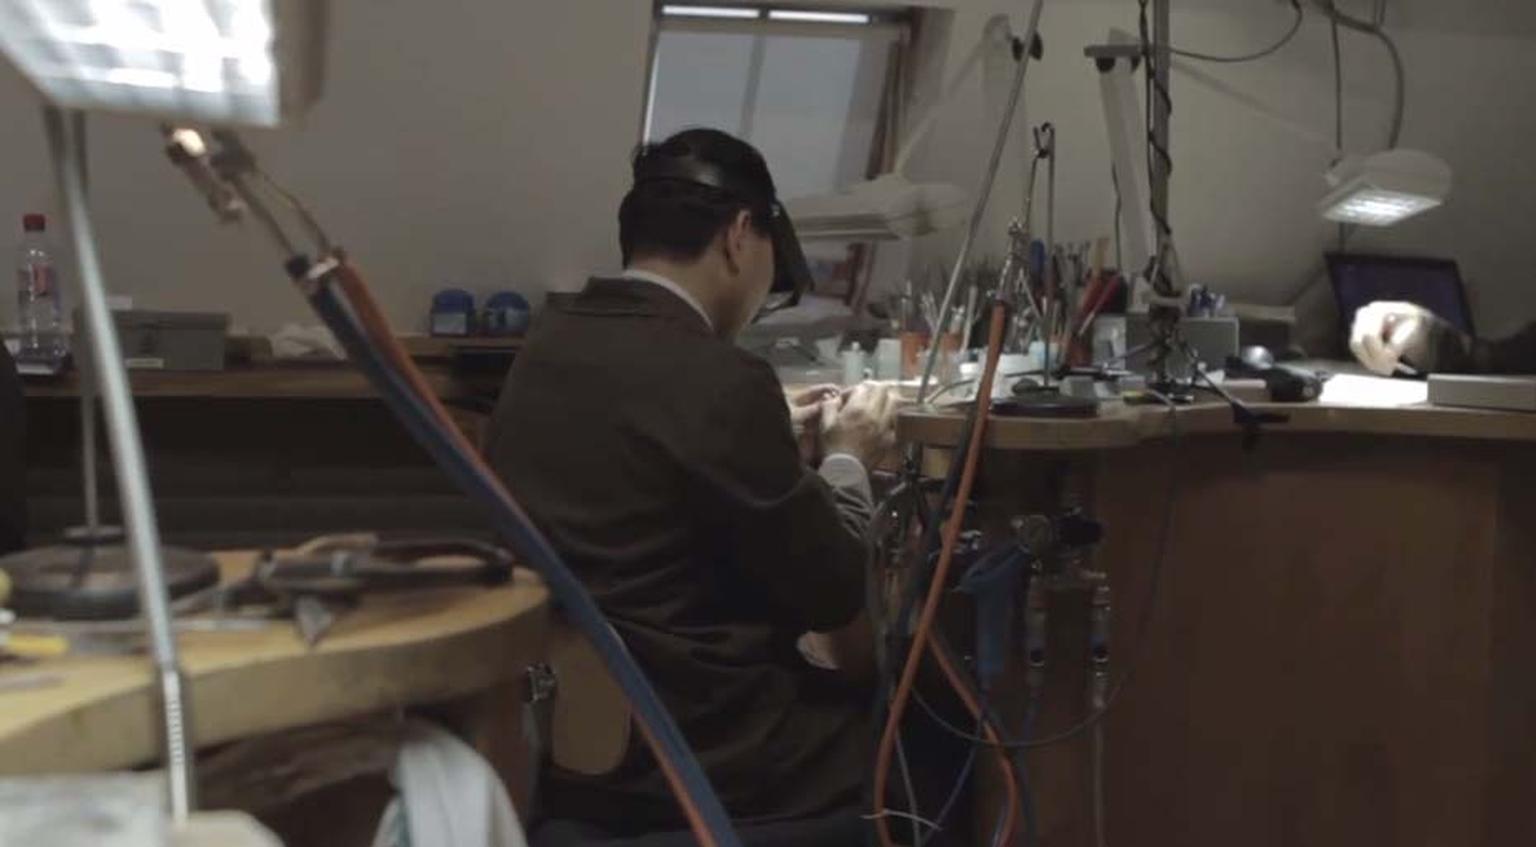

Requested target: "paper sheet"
[{"left": 1319, "top": 373, "right": 1429, "bottom": 408}]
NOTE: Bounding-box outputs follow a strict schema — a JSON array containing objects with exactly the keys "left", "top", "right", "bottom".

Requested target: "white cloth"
[
  {"left": 269, "top": 322, "right": 344, "bottom": 360},
  {"left": 371, "top": 722, "right": 528, "bottom": 847},
  {"left": 620, "top": 269, "right": 713, "bottom": 331}
]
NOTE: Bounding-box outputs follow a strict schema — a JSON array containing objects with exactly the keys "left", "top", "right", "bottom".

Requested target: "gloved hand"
[
  {"left": 822, "top": 381, "right": 898, "bottom": 467},
  {"left": 1348, "top": 301, "right": 1445, "bottom": 376}
]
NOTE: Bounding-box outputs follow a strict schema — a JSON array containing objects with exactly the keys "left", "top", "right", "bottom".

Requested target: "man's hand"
[
  {"left": 787, "top": 384, "right": 840, "bottom": 464},
  {"left": 1349, "top": 301, "right": 1439, "bottom": 376},
  {"left": 822, "top": 381, "right": 897, "bottom": 467}
]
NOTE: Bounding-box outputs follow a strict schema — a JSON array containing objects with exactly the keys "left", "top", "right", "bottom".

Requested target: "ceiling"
[{"left": 924, "top": 0, "right": 1536, "bottom": 39}]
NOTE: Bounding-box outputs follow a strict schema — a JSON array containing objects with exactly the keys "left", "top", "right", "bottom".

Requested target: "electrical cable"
[
  {"left": 1327, "top": 11, "right": 1350, "bottom": 253},
  {"left": 871, "top": 300, "right": 1020, "bottom": 847},
  {"left": 922, "top": 743, "right": 979, "bottom": 847},
  {"left": 1170, "top": 0, "right": 1303, "bottom": 64},
  {"left": 1137, "top": 0, "right": 1173, "bottom": 294},
  {"left": 927, "top": 635, "right": 1018, "bottom": 847},
  {"left": 894, "top": 728, "right": 924, "bottom": 847},
  {"left": 294, "top": 263, "right": 740, "bottom": 847},
  {"left": 1321, "top": 0, "right": 1406, "bottom": 149},
  {"left": 905, "top": 394, "right": 1182, "bottom": 753},
  {"left": 867, "top": 484, "right": 925, "bottom": 847},
  {"left": 1331, "top": 13, "right": 1344, "bottom": 153},
  {"left": 865, "top": 809, "right": 945, "bottom": 832}
]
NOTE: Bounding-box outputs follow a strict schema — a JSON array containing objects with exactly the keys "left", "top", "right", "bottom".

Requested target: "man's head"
[{"left": 619, "top": 129, "right": 788, "bottom": 337}]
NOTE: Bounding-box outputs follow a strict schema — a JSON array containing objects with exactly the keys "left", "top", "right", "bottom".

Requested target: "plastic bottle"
[{"left": 15, "top": 213, "right": 66, "bottom": 365}]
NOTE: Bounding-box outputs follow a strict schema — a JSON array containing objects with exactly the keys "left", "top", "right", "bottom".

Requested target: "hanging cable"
[
  {"left": 1331, "top": 14, "right": 1344, "bottom": 153},
  {"left": 1137, "top": 0, "right": 1175, "bottom": 298},
  {"left": 1329, "top": 13, "right": 1352, "bottom": 251},
  {"left": 1320, "top": 0, "right": 1405, "bottom": 149},
  {"left": 1171, "top": 0, "right": 1303, "bottom": 64}
]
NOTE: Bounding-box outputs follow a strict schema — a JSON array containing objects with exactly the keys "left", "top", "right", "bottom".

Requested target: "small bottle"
[{"left": 15, "top": 213, "right": 66, "bottom": 365}]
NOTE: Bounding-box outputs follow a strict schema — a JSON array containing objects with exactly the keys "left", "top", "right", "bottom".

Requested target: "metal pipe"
[
  {"left": 79, "top": 327, "right": 99, "bottom": 531},
  {"left": 68, "top": 110, "right": 100, "bottom": 532},
  {"left": 1151, "top": 0, "right": 1172, "bottom": 293},
  {"left": 917, "top": 0, "right": 1045, "bottom": 404},
  {"left": 1043, "top": 125, "right": 1057, "bottom": 385},
  {"left": 41, "top": 107, "right": 196, "bottom": 821}
]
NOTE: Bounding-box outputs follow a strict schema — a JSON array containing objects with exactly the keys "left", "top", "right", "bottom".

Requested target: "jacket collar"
[{"left": 570, "top": 276, "right": 713, "bottom": 336}]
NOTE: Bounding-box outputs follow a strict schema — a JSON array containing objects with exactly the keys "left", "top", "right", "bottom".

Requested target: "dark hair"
[{"left": 619, "top": 128, "right": 777, "bottom": 266}]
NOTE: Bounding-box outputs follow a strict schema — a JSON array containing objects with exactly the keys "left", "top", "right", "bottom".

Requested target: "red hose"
[{"left": 872, "top": 301, "right": 1019, "bottom": 847}]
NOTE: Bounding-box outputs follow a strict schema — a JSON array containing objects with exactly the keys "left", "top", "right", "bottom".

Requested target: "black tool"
[{"left": 1226, "top": 347, "right": 1325, "bottom": 403}]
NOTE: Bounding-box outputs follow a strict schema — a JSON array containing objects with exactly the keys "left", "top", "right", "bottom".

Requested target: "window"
[{"left": 643, "top": 4, "right": 912, "bottom": 297}]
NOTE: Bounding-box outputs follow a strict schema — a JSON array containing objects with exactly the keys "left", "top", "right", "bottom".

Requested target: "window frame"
[
  {"left": 640, "top": 4, "right": 912, "bottom": 153},
  {"left": 639, "top": 3, "right": 915, "bottom": 304}
]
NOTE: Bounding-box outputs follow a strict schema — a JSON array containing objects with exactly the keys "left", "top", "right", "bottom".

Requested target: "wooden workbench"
[
  {"left": 0, "top": 552, "right": 550, "bottom": 780},
  {"left": 22, "top": 361, "right": 499, "bottom": 401},
  {"left": 900, "top": 397, "right": 1536, "bottom": 451},
  {"left": 21, "top": 358, "right": 510, "bottom": 549},
  {"left": 898, "top": 396, "right": 1536, "bottom": 847}
]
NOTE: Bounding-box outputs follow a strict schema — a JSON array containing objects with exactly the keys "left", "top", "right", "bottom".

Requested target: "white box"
[{"left": 1427, "top": 374, "right": 1536, "bottom": 412}]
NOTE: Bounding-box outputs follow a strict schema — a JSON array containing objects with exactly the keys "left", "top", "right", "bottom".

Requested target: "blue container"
[
  {"left": 430, "top": 288, "right": 475, "bottom": 337},
  {"left": 482, "top": 291, "right": 532, "bottom": 337}
]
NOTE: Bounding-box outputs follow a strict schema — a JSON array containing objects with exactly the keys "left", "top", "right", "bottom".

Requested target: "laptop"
[{"left": 1326, "top": 253, "right": 1475, "bottom": 350}]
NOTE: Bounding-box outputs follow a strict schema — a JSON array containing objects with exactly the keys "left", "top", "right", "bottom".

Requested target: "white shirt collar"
[{"left": 619, "top": 269, "right": 713, "bottom": 331}]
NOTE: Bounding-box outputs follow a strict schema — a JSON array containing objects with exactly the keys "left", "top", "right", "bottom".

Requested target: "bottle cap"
[{"left": 22, "top": 214, "right": 45, "bottom": 233}]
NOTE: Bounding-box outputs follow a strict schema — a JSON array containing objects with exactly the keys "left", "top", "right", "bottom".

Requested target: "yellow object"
[
  {"left": 0, "top": 568, "right": 10, "bottom": 606},
  {"left": 0, "top": 633, "right": 70, "bottom": 660}
]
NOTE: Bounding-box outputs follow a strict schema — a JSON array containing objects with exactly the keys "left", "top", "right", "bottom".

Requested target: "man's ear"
[{"left": 720, "top": 209, "right": 754, "bottom": 274}]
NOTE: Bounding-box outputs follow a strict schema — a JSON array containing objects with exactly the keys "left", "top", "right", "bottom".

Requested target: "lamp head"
[
  {"left": 0, "top": 0, "right": 328, "bottom": 126},
  {"left": 1320, "top": 149, "right": 1452, "bottom": 227}
]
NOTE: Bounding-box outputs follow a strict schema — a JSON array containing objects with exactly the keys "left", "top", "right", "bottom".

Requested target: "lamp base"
[{"left": 0, "top": 527, "right": 220, "bottom": 621}]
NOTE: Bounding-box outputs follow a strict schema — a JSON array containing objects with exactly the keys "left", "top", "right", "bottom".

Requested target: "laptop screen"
[{"left": 1327, "top": 253, "right": 1475, "bottom": 342}]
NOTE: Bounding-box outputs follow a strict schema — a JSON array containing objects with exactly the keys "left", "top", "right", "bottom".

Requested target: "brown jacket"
[{"left": 485, "top": 278, "right": 869, "bottom": 831}]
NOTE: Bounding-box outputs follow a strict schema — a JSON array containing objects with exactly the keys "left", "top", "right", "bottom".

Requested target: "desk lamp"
[{"left": 0, "top": 0, "right": 329, "bottom": 821}]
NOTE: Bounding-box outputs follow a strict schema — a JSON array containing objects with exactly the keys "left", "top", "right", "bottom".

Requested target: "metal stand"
[
  {"left": 917, "top": 0, "right": 1046, "bottom": 404},
  {"left": 40, "top": 107, "right": 196, "bottom": 821},
  {"left": 1145, "top": 0, "right": 1186, "bottom": 393}
]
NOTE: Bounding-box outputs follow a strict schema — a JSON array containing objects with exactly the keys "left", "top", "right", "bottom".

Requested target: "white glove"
[{"left": 1348, "top": 301, "right": 1435, "bottom": 376}]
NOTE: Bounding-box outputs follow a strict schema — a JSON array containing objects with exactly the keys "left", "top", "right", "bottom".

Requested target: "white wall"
[
  {"left": 1, "top": 0, "right": 1532, "bottom": 350},
  {"left": 0, "top": 0, "right": 653, "bottom": 335},
  {"left": 900, "top": 0, "right": 1536, "bottom": 352}
]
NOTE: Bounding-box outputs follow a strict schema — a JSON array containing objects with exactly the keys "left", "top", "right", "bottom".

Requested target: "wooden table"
[
  {"left": 899, "top": 397, "right": 1536, "bottom": 847},
  {"left": 0, "top": 552, "right": 550, "bottom": 840}
]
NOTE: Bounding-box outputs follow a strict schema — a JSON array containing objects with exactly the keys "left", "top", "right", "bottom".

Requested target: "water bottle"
[{"left": 15, "top": 213, "right": 66, "bottom": 365}]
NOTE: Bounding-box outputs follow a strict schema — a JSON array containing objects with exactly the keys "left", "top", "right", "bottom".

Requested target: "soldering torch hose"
[
  {"left": 873, "top": 299, "right": 1020, "bottom": 847},
  {"left": 296, "top": 258, "right": 740, "bottom": 847}
]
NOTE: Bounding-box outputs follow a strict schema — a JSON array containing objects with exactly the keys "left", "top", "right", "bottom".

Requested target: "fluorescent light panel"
[
  {"left": 0, "top": 0, "right": 310, "bottom": 126},
  {"left": 662, "top": 5, "right": 762, "bottom": 19},
  {"left": 1323, "top": 189, "right": 1441, "bottom": 226},
  {"left": 767, "top": 10, "right": 872, "bottom": 24}
]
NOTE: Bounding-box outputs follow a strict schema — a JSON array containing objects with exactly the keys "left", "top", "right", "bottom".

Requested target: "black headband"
[{"left": 632, "top": 150, "right": 776, "bottom": 210}]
